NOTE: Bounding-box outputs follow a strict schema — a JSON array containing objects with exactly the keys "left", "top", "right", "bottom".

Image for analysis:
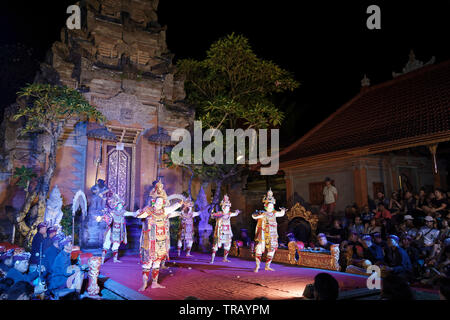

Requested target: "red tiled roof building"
[{"left": 280, "top": 53, "right": 449, "bottom": 210}]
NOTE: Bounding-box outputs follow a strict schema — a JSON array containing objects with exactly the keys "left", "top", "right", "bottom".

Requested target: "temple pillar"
[
  {"left": 353, "top": 163, "right": 368, "bottom": 208},
  {"left": 428, "top": 144, "right": 441, "bottom": 188}
]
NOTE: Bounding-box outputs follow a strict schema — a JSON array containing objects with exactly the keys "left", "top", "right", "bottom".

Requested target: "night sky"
[{"left": 1, "top": 0, "right": 449, "bottom": 146}]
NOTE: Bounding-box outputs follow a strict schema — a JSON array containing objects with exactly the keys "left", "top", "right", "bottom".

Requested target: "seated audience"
[
  {"left": 389, "top": 191, "right": 403, "bottom": 215},
  {"left": 30, "top": 222, "right": 49, "bottom": 269},
  {"left": 316, "top": 233, "right": 333, "bottom": 251},
  {"left": 326, "top": 219, "right": 345, "bottom": 243},
  {"left": 0, "top": 278, "right": 14, "bottom": 300},
  {"left": 48, "top": 236, "right": 83, "bottom": 294},
  {"left": 6, "top": 252, "right": 44, "bottom": 285},
  {"left": 373, "top": 191, "right": 390, "bottom": 213},
  {"left": 423, "top": 189, "right": 447, "bottom": 218},
  {"left": 348, "top": 215, "right": 364, "bottom": 237},
  {"left": 0, "top": 249, "right": 15, "bottom": 274},
  {"left": 403, "top": 215, "right": 418, "bottom": 238},
  {"left": 383, "top": 235, "right": 413, "bottom": 279},
  {"left": 6, "top": 281, "right": 34, "bottom": 300},
  {"left": 403, "top": 191, "right": 416, "bottom": 216},
  {"left": 375, "top": 202, "right": 392, "bottom": 221},
  {"left": 360, "top": 205, "right": 374, "bottom": 224},
  {"left": 365, "top": 218, "right": 382, "bottom": 236},
  {"left": 42, "top": 233, "right": 65, "bottom": 279},
  {"left": 416, "top": 216, "right": 440, "bottom": 256},
  {"left": 360, "top": 234, "right": 384, "bottom": 264}
]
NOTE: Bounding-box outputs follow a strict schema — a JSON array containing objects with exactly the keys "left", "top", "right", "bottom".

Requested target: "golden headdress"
[
  {"left": 106, "top": 192, "right": 125, "bottom": 209},
  {"left": 262, "top": 188, "right": 276, "bottom": 206},
  {"left": 184, "top": 197, "right": 194, "bottom": 207},
  {"left": 150, "top": 180, "right": 168, "bottom": 200},
  {"left": 220, "top": 194, "right": 231, "bottom": 207}
]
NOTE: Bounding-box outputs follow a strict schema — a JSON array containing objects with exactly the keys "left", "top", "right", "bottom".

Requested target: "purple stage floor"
[{"left": 100, "top": 252, "right": 369, "bottom": 300}]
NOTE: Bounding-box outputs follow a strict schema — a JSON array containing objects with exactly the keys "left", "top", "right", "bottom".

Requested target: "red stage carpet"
[{"left": 100, "top": 252, "right": 369, "bottom": 300}]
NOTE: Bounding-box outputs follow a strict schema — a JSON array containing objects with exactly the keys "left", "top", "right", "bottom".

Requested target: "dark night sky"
[{"left": 1, "top": 0, "right": 449, "bottom": 145}]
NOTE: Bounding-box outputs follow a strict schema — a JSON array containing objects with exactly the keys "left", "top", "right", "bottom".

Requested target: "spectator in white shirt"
[
  {"left": 403, "top": 215, "right": 418, "bottom": 238},
  {"left": 323, "top": 177, "right": 338, "bottom": 215},
  {"left": 416, "top": 216, "right": 440, "bottom": 256}
]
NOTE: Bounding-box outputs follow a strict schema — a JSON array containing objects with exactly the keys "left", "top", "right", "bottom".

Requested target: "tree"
[
  {"left": 171, "top": 33, "right": 299, "bottom": 209},
  {"left": 13, "top": 83, "right": 105, "bottom": 245}
]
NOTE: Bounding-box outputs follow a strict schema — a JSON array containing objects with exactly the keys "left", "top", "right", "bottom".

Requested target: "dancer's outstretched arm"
[
  {"left": 192, "top": 211, "right": 201, "bottom": 218},
  {"left": 135, "top": 208, "right": 150, "bottom": 219},
  {"left": 252, "top": 211, "right": 265, "bottom": 220},
  {"left": 230, "top": 209, "right": 241, "bottom": 217},
  {"left": 96, "top": 211, "right": 112, "bottom": 224},
  {"left": 166, "top": 201, "right": 182, "bottom": 213},
  {"left": 124, "top": 210, "right": 139, "bottom": 217},
  {"left": 276, "top": 208, "right": 286, "bottom": 217},
  {"left": 166, "top": 201, "right": 183, "bottom": 218},
  {"left": 167, "top": 210, "right": 181, "bottom": 218},
  {"left": 211, "top": 211, "right": 223, "bottom": 219}
]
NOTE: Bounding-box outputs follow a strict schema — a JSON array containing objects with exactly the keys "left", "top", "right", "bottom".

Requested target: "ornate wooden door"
[{"left": 106, "top": 145, "right": 132, "bottom": 209}]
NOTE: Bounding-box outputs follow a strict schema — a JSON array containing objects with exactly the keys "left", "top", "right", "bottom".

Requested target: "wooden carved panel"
[{"left": 107, "top": 146, "right": 132, "bottom": 207}]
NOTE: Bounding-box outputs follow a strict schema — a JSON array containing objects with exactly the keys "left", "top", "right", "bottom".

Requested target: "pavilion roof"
[{"left": 280, "top": 59, "right": 450, "bottom": 169}]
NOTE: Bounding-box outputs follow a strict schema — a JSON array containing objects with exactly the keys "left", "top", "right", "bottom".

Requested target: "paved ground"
[{"left": 100, "top": 251, "right": 369, "bottom": 300}]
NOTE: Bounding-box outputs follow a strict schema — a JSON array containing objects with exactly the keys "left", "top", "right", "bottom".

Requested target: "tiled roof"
[{"left": 280, "top": 60, "right": 450, "bottom": 167}]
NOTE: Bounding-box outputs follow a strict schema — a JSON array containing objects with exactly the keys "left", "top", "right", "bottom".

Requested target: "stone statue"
[
  {"left": 82, "top": 180, "right": 110, "bottom": 249},
  {"left": 86, "top": 256, "right": 102, "bottom": 298},
  {"left": 90, "top": 179, "right": 108, "bottom": 211},
  {"left": 44, "top": 185, "right": 64, "bottom": 231},
  {"left": 195, "top": 185, "right": 213, "bottom": 253}
]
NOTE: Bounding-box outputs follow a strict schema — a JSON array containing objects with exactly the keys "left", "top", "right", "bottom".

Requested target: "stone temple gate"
[{"left": 0, "top": 0, "right": 194, "bottom": 249}]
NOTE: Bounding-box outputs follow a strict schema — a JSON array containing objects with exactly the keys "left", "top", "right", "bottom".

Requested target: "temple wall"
[
  {"left": 286, "top": 160, "right": 355, "bottom": 213},
  {"left": 284, "top": 154, "right": 448, "bottom": 213}
]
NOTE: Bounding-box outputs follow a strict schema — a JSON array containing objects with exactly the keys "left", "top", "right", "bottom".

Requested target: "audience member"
[
  {"left": 323, "top": 178, "right": 338, "bottom": 215},
  {"left": 0, "top": 249, "right": 15, "bottom": 274},
  {"left": 6, "top": 281, "right": 34, "bottom": 300},
  {"left": 360, "top": 234, "right": 384, "bottom": 264},
  {"left": 30, "top": 222, "right": 49, "bottom": 268},
  {"left": 6, "top": 252, "right": 44, "bottom": 285},
  {"left": 383, "top": 235, "right": 412, "bottom": 279},
  {"left": 381, "top": 274, "right": 415, "bottom": 300},
  {"left": 48, "top": 236, "right": 83, "bottom": 294},
  {"left": 373, "top": 191, "right": 389, "bottom": 213},
  {"left": 364, "top": 218, "right": 381, "bottom": 236},
  {"left": 375, "top": 202, "right": 392, "bottom": 221},
  {"left": 326, "top": 219, "right": 345, "bottom": 243},
  {"left": 360, "top": 205, "right": 374, "bottom": 224},
  {"left": 416, "top": 216, "right": 440, "bottom": 257},
  {"left": 316, "top": 233, "right": 333, "bottom": 251},
  {"left": 313, "top": 273, "right": 339, "bottom": 300},
  {"left": 348, "top": 215, "right": 364, "bottom": 237}
]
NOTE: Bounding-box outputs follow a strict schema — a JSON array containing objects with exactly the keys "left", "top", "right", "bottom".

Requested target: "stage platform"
[{"left": 99, "top": 251, "right": 371, "bottom": 300}]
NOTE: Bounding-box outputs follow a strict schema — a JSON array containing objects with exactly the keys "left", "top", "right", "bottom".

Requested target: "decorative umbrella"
[
  {"left": 86, "top": 126, "right": 118, "bottom": 182},
  {"left": 148, "top": 102, "right": 175, "bottom": 181},
  {"left": 148, "top": 127, "right": 174, "bottom": 180}
]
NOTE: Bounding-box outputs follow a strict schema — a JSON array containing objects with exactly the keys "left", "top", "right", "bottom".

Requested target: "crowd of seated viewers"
[
  {"left": 0, "top": 223, "right": 89, "bottom": 300},
  {"left": 312, "top": 187, "right": 450, "bottom": 293}
]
